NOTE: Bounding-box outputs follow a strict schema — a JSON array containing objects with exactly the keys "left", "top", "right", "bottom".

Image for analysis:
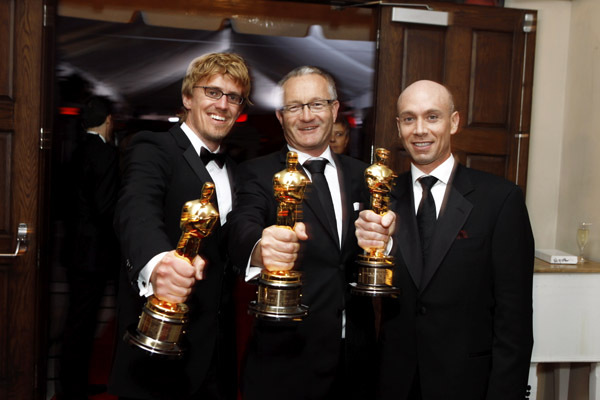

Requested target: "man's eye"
[
  {"left": 310, "top": 102, "right": 325, "bottom": 108},
  {"left": 206, "top": 88, "right": 221, "bottom": 97},
  {"left": 286, "top": 105, "right": 301, "bottom": 112},
  {"left": 428, "top": 114, "right": 439, "bottom": 121},
  {"left": 228, "top": 94, "right": 242, "bottom": 103}
]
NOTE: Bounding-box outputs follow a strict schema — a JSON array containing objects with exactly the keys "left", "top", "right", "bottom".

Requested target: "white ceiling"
[{"left": 57, "top": 13, "right": 376, "bottom": 120}]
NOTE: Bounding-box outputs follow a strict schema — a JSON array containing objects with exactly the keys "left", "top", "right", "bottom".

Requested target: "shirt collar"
[
  {"left": 86, "top": 130, "right": 106, "bottom": 143},
  {"left": 286, "top": 145, "right": 337, "bottom": 170},
  {"left": 181, "top": 122, "right": 221, "bottom": 155},
  {"left": 411, "top": 154, "right": 455, "bottom": 186}
]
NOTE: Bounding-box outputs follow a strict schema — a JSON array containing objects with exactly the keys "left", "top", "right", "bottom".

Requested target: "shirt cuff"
[
  {"left": 245, "top": 239, "right": 262, "bottom": 282},
  {"left": 138, "top": 251, "right": 168, "bottom": 297},
  {"left": 385, "top": 236, "right": 394, "bottom": 255}
]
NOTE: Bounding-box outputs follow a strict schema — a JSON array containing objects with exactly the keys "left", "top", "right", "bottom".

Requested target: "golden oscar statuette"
[
  {"left": 248, "top": 151, "right": 310, "bottom": 321},
  {"left": 350, "top": 148, "right": 401, "bottom": 297},
  {"left": 124, "top": 182, "right": 219, "bottom": 357}
]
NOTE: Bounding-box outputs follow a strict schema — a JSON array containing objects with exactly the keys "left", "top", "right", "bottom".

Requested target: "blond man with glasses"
[{"left": 109, "top": 52, "right": 251, "bottom": 400}]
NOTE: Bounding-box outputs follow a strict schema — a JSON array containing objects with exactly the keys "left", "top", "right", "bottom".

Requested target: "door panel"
[
  {"left": 0, "top": 0, "right": 47, "bottom": 399},
  {"left": 372, "top": 1, "right": 536, "bottom": 191}
]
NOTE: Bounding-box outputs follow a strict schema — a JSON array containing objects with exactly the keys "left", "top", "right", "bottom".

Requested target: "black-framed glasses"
[
  {"left": 193, "top": 85, "right": 245, "bottom": 105},
  {"left": 280, "top": 100, "right": 335, "bottom": 114}
]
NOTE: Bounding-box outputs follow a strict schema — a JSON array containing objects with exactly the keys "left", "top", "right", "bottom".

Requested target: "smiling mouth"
[
  {"left": 210, "top": 114, "right": 226, "bottom": 122},
  {"left": 414, "top": 142, "right": 432, "bottom": 148}
]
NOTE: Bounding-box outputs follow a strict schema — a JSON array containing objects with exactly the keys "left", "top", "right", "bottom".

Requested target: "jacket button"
[{"left": 419, "top": 306, "right": 427, "bottom": 315}]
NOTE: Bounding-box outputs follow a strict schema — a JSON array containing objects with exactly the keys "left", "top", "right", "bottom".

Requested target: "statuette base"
[
  {"left": 125, "top": 296, "right": 188, "bottom": 358},
  {"left": 248, "top": 270, "right": 308, "bottom": 322},
  {"left": 350, "top": 254, "right": 400, "bottom": 298}
]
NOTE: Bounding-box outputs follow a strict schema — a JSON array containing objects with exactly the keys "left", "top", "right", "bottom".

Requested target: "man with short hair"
[
  {"left": 355, "top": 80, "right": 534, "bottom": 400},
  {"left": 227, "top": 66, "right": 374, "bottom": 400},
  {"left": 109, "top": 52, "right": 251, "bottom": 400},
  {"left": 59, "top": 95, "right": 120, "bottom": 400}
]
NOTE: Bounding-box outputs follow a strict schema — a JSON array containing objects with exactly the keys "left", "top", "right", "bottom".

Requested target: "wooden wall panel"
[
  {"left": 464, "top": 153, "right": 506, "bottom": 178},
  {"left": 403, "top": 27, "right": 446, "bottom": 85},
  {"left": 0, "top": 1, "right": 12, "bottom": 97},
  {"left": 469, "top": 30, "right": 513, "bottom": 127},
  {"left": 0, "top": 133, "right": 11, "bottom": 235}
]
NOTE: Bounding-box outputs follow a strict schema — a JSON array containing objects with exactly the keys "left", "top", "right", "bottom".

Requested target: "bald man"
[{"left": 355, "top": 80, "right": 534, "bottom": 400}]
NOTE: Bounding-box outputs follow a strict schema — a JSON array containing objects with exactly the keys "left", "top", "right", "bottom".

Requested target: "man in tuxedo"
[
  {"left": 355, "top": 80, "right": 534, "bottom": 400},
  {"left": 227, "top": 66, "right": 374, "bottom": 400},
  {"left": 59, "top": 95, "right": 120, "bottom": 400},
  {"left": 108, "top": 52, "right": 251, "bottom": 400}
]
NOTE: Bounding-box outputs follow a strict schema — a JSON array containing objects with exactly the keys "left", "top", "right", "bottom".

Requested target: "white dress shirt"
[{"left": 411, "top": 154, "right": 455, "bottom": 217}]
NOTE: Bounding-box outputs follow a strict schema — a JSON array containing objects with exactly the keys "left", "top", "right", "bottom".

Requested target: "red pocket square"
[{"left": 457, "top": 230, "right": 469, "bottom": 239}]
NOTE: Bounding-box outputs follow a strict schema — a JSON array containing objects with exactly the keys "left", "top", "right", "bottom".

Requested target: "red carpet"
[{"left": 88, "top": 316, "right": 117, "bottom": 400}]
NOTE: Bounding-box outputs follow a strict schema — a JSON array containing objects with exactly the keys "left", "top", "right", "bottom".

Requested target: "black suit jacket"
[
  {"left": 108, "top": 124, "right": 236, "bottom": 399},
  {"left": 227, "top": 147, "right": 374, "bottom": 400},
  {"left": 378, "top": 163, "right": 534, "bottom": 400},
  {"left": 66, "top": 133, "right": 120, "bottom": 273}
]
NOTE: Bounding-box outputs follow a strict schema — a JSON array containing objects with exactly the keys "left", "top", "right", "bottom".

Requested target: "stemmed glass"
[{"left": 576, "top": 222, "right": 592, "bottom": 263}]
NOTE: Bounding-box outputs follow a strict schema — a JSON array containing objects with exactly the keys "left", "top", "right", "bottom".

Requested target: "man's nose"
[
  {"left": 415, "top": 118, "right": 426, "bottom": 134},
  {"left": 214, "top": 95, "right": 229, "bottom": 109},
  {"left": 300, "top": 105, "right": 314, "bottom": 120}
]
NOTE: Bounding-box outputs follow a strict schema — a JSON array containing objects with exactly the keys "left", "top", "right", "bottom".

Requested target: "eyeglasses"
[
  {"left": 280, "top": 100, "right": 335, "bottom": 114},
  {"left": 193, "top": 86, "right": 245, "bottom": 105}
]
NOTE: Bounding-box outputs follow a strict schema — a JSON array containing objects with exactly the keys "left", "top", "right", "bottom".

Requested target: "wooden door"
[
  {"left": 0, "top": 0, "right": 53, "bottom": 398},
  {"left": 371, "top": 1, "right": 536, "bottom": 191}
]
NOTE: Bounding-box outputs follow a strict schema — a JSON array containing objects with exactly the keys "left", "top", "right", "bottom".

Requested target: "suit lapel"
[
  {"left": 171, "top": 125, "right": 222, "bottom": 216},
  {"left": 393, "top": 173, "right": 423, "bottom": 288},
  {"left": 225, "top": 155, "right": 236, "bottom": 205},
  {"left": 183, "top": 146, "right": 214, "bottom": 184},
  {"left": 335, "top": 153, "right": 351, "bottom": 250},
  {"left": 419, "top": 164, "right": 474, "bottom": 293}
]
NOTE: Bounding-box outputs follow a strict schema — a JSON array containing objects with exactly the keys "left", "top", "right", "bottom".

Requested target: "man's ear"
[
  {"left": 450, "top": 111, "right": 460, "bottom": 135},
  {"left": 182, "top": 94, "right": 192, "bottom": 110}
]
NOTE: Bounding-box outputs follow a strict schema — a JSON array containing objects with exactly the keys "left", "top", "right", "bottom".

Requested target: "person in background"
[
  {"left": 355, "top": 80, "right": 534, "bottom": 400},
  {"left": 108, "top": 52, "right": 251, "bottom": 400},
  {"left": 329, "top": 114, "right": 350, "bottom": 155},
  {"left": 227, "top": 65, "right": 375, "bottom": 400},
  {"left": 59, "top": 95, "right": 120, "bottom": 400}
]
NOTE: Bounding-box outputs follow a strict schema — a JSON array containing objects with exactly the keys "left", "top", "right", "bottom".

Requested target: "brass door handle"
[{"left": 0, "top": 223, "right": 28, "bottom": 257}]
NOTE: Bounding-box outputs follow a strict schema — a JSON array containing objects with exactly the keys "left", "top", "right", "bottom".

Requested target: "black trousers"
[
  {"left": 408, "top": 368, "right": 423, "bottom": 400},
  {"left": 59, "top": 269, "right": 111, "bottom": 400}
]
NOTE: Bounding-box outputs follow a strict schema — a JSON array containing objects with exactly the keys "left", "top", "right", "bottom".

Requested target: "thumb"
[
  {"left": 381, "top": 211, "right": 395, "bottom": 228},
  {"left": 192, "top": 255, "right": 206, "bottom": 280},
  {"left": 381, "top": 211, "right": 397, "bottom": 235},
  {"left": 294, "top": 222, "right": 308, "bottom": 241}
]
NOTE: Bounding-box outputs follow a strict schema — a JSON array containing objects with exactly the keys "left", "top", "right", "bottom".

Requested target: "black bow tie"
[{"left": 200, "top": 147, "right": 226, "bottom": 168}]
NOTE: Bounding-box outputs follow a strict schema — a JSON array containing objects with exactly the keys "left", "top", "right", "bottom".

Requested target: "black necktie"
[
  {"left": 417, "top": 176, "right": 438, "bottom": 259},
  {"left": 200, "top": 147, "right": 225, "bottom": 168},
  {"left": 303, "top": 159, "right": 339, "bottom": 245}
]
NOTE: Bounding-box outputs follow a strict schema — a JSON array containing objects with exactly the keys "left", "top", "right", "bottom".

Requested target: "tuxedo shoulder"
[
  {"left": 457, "top": 166, "right": 525, "bottom": 205},
  {"left": 336, "top": 153, "right": 368, "bottom": 170},
  {"left": 236, "top": 151, "right": 282, "bottom": 170},
  {"left": 459, "top": 165, "right": 519, "bottom": 189},
  {"left": 129, "top": 129, "right": 172, "bottom": 145}
]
